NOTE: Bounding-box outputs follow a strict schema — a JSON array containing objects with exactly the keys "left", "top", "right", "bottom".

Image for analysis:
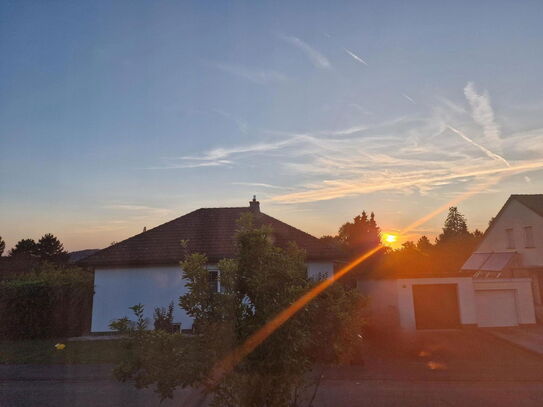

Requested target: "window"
[
  {"left": 524, "top": 226, "right": 535, "bottom": 248},
  {"left": 208, "top": 269, "right": 220, "bottom": 293},
  {"left": 506, "top": 228, "right": 515, "bottom": 249}
]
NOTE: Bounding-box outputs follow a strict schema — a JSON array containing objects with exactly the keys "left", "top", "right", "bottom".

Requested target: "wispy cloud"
[
  {"left": 217, "top": 63, "right": 287, "bottom": 84},
  {"left": 279, "top": 34, "right": 331, "bottom": 69},
  {"left": 149, "top": 84, "right": 543, "bottom": 206},
  {"left": 271, "top": 161, "right": 543, "bottom": 203},
  {"left": 211, "top": 109, "right": 249, "bottom": 134},
  {"left": 232, "top": 182, "right": 291, "bottom": 190},
  {"left": 464, "top": 82, "right": 501, "bottom": 146},
  {"left": 344, "top": 48, "right": 368, "bottom": 66}
]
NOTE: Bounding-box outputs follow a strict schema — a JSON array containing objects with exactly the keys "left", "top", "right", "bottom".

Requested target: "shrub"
[
  {"left": 153, "top": 302, "right": 178, "bottom": 333},
  {"left": 0, "top": 263, "right": 94, "bottom": 339}
]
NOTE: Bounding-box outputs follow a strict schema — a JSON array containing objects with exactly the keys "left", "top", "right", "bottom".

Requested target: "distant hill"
[{"left": 69, "top": 249, "right": 100, "bottom": 263}]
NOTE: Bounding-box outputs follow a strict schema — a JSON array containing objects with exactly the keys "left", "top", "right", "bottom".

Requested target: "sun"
[{"left": 384, "top": 234, "right": 397, "bottom": 244}]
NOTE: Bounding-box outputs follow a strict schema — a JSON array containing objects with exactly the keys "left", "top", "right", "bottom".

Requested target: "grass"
[{"left": 0, "top": 338, "right": 125, "bottom": 364}]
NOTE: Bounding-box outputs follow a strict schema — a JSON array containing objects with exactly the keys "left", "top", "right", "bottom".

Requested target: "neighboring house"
[
  {"left": 79, "top": 198, "right": 342, "bottom": 333},
  {"left": 358, "top": 194, "right": 541, "bottom": 331},
  {"left": 461, "top": 194, "right": 543, "bottom": 323}
]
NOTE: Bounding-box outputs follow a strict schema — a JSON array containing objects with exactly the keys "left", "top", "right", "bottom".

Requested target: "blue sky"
[{"left": 1, "top": 1, "right": 543, "bottom": 251}]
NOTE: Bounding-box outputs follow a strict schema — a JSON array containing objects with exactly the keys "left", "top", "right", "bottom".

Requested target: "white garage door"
[{"left": 475, "top": 290, "right": 518, "bottom": 327}]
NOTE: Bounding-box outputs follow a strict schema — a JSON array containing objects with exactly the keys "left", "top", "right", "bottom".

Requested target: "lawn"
[{"left": 0, "top": 338, "right": 125, "bottom": 364}]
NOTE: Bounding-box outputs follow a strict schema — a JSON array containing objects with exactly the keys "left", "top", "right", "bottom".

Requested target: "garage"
[
  {"left": 412, "top": 284, "right": 461, "bottom": 329},
  {"left": 475, "top": 289, "right": 519, "bottom": 327}
]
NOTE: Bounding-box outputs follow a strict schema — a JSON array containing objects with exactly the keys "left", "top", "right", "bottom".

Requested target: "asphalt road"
[{"left": 1, "top": 329, "right": 543, "bottom": 407}]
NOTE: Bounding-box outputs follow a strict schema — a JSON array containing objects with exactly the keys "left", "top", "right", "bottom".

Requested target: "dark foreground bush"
[{"left": 0, "top": 264, "right": 94, "bottom": 339}]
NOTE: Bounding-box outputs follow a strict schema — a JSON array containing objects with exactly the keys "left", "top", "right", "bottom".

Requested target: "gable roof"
[
  {"left": 510, "top": 194, "right": 543, "bottom": 218},
  {"left": 79, "top": 205, "right": 342, "bottom": 267},
  {"left": 481, "top": 194, "right": 543, "bottom": 237}
]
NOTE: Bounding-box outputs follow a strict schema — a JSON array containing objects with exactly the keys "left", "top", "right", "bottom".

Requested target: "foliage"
[
  {"left": 153, "top": 301, "right": 177, "bottom": 333},
  {"left": 111, "top": 214, "right": 366, "bottom": 406},
  {"left": 7, "top": 234, "right": 69, "bottom": 265},
  {"left": 0, "top": 263, "right": 94, "bottom": 339},
  {"left": 9, "top": 238, "right": 38, "bottom": 259},
  {"left": 0, "top": 235, "right": 5, "bottom": 256},
  {"left": 435, "top": 206, "right": 470, "bottom": 245},
  {"left": 36, "top": 233, "right": 69, "bottom": 264},
  {"left": 338, "top": 211, "right": 381, "bottom": 256},
  {"left": 416, "top": 235, "right": 433, "bottom": 253}
]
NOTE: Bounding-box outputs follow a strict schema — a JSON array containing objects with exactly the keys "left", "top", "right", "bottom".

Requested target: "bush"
[
  {"left": 0, "top": 264, "right": 94, "bottom": 339},
  {"left": 153, "top": 301, "right": 178, "bottom": 333}
]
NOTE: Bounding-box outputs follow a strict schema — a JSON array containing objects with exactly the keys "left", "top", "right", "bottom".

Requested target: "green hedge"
[{"left": 0, "top": 265, "right": 94, "bottom": 339}]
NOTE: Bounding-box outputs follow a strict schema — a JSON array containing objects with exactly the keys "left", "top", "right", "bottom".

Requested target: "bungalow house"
[
  {"left": 358, "top": 194, "right": 540, "bottom": 331},
  {"left": 79, "top": 198, "right": 342, "bottom": 333}
]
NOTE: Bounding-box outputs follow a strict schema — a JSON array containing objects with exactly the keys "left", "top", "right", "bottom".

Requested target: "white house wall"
[
  {"left": 307, "top": 262, "right": 335, "bottom": 280},
  {"left": 92, "top": 266, "right": 191, "bottom": 332},
  {"left": 477, "top": 199, "right": 543, "bottom": 267},
  {"left": 92, "top": 261, "right": 335, "bottom": 333}
]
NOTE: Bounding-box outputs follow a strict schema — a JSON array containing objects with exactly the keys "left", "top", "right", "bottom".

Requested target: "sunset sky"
[{"left": 1, "top": 1, "right": 543, "bottom": 251}]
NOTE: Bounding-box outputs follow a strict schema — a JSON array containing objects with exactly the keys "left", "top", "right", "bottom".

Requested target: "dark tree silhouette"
[
  {"left": 9, "top": 238, "right": 38, "bottom": 259},
  {"left": 0, "top": 236, "right": 5, "bottom": 256},
  {"left": 36, "top": 234, "right": 69, "bottom": 264},
  {"left": 338, "top": 211, "right": 382, "bottom": 256},
  {"left": 436, "top": 207, "right": 470, "bottom": 245},
  {"left": 416, "top": 235, "right": 433, "bottom": 253}
]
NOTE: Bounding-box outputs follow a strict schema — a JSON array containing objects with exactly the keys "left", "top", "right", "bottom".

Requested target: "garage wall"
[
  {"left": 357, "top": 280, "right": 400, "bottom": 331},
  {"left": 397, "top": 278, "right": 476, "bottom": 330},
  {"left": 473, "top": 278, "right": 536, "bottom": 325}
]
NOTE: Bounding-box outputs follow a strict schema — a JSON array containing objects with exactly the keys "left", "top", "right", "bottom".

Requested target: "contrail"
[
  {"left": 448, "top": 125, "right": 510, "bottom": 167},
  {"left": 402, "top": 93, "right": 416, "bottom": 104},
  {"left": 344, "top": 48, "right": 368, "bottom": 66}
]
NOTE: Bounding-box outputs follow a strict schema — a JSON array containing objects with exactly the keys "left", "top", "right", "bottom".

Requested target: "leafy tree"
[
  {"left": 338, "top": 211, "right": 381, "bottom": 256},
  {"left": 111, "top": 214, "right": 366, "bottom": 405},
  {"left": 36, "top": 234, "right": 69, "bottom": 264},
  {"left": 416, "top": 235, "right": 433, "bottom": 253},
  {"left": 0, "top": 236, "right": 5, "bottom": 256},
  {"left": 8, "top": 238, "right": 38, "bottom": 259},
  {"left": 401, "top": 241, "right": 417, "bottom": 251}
]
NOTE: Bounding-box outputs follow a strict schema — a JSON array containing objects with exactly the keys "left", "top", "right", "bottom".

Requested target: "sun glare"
[{"left": 384, "top": 233, "right": 397, "bottom": 244}]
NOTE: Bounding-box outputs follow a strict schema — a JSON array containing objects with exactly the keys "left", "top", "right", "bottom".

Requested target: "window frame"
[
  {"left": 505, "top": 228, "right": 515, "bottom": 249},
  {"left": 208, "top": 268, "right": 220, "bottom": 293},
  {"left": 524, "top": 226, "right": 535, "bottom": 248}
]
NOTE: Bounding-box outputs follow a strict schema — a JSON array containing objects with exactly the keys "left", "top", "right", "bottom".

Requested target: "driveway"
[
  {"left": 315, "top": 329, "right": 543, "bottom": 406},
  {"left": 1, "top": 329, "right": 543, "bottom": 406}
]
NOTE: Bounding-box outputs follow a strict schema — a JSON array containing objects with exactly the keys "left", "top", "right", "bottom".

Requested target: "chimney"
[{"left": 249, "top": 195, "right": 260, "bottom": 212}]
